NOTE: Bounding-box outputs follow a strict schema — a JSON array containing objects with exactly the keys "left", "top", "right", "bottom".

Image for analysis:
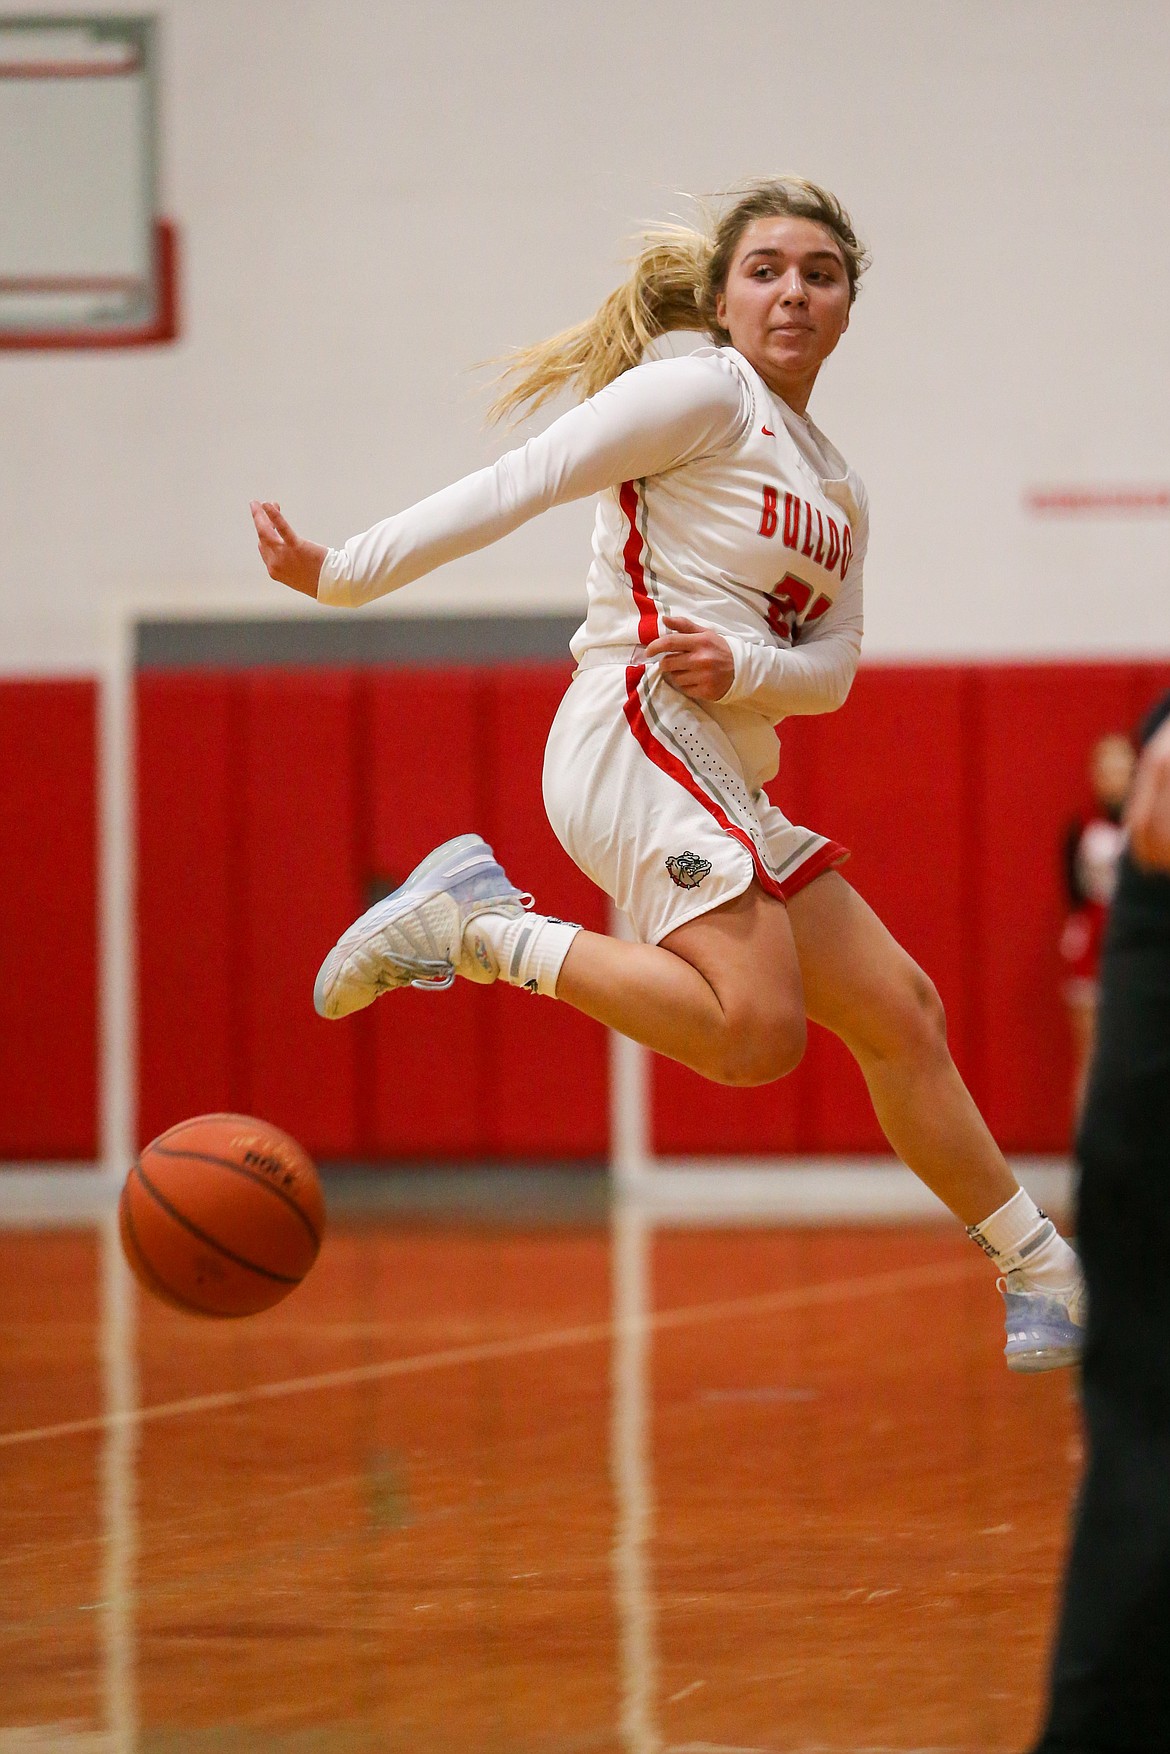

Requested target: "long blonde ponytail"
[
  {"left": 488, "top": 177, "right": 868, "bottom": 425},
  {"left": 488, "top": 226, "right": 712, "bottom": 423}
]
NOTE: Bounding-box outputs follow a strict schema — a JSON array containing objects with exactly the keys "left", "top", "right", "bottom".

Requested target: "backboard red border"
[{"left": 0, "top": 218, "right": 179, "bottom": 350}]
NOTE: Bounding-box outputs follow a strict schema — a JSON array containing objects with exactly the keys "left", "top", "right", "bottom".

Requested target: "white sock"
[
  {"left": 967, "top": 1188, "right": 1079, "bottom": 1291},
  {"left": 461, "top": 911, "right": 582, "bottom": 997}
]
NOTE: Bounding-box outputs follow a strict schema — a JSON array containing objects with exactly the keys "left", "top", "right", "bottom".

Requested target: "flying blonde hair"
[{"left": 489, "top": 176, "right": 869, "bottom": 424}]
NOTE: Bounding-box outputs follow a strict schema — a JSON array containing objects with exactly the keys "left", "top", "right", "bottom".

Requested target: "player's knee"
[
  {"left": 896, "top": 965, "right": 948, "bottom": 1059},
  {"left": 916, "top": 966, "right": 948, "bottom": 1038},
  {"left": 716, "top": 1008, "right": 806, "bottom": 1087},
  {"left": 849, "top": 961, "right": 948, "bottom": 1068}
]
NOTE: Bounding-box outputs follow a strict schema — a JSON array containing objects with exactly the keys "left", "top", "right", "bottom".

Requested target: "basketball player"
[{"left": 251, "top": 177, "right": 1083, "bottom": 1370}]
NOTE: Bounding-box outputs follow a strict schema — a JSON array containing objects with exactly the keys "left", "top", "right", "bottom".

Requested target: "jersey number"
[{"left": 766, "top": 572, "right": 832, "bottom": 642}]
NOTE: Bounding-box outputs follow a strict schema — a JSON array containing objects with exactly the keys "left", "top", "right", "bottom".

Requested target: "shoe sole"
[
  {"left": 1006, "top": 1346, "right": 1082, "bottom": 1373},
  {"left": 314, "top": 834, "right": 503, "bottom": 1018}
]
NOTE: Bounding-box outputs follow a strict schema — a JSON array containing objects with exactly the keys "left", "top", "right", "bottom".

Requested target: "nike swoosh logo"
[{"left": 762, "top": 425, "right": 775, "bottom": 437}]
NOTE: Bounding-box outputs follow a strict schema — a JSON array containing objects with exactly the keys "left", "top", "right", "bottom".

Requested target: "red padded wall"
[
  {"left": 21, "top": 655, "right": 1165, "bottom": 1168},
  {"left": 365, "top": 671, "right": 489, "bottom": 1158},
  {"left": 1130, "top": 665, "right": 1170, "bottom": 738},
  {"left": 652, "top": 1054, "right": 808, "bottom": 1157},
  {"left": 0, "top": 681, "right": 98, "bottom": 1159},
  {"left": 137, "top": 674, "right": 240, "bottom": 1143},
  {"left": 135, "top": 663, "right": 610, "bottom": 1164},
  {"left": 801, "top": 665, "right": 980, "bottom": 1151},
  {"left": 650, "top": 668, "right": 981, "bottom": 1156},
  {"left": 651, "top": 661, "right": 1170, "bottom": 1159},
  {"left": 138, "top": 671, "right": 365, "bottom": 1158},
  {"left": 971, "top": 662, "right": 1170, "bottom": 1150},
  {"left": 479, "top": 667, "right": 609, "bottom": 1158},
  {"left": 237, "top": 671, "right": 364, "bottom": 1156}
]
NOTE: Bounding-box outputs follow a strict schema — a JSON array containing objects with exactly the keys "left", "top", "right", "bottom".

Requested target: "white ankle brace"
[
  {"left": 463, "top": 912, "right": 582, "bottom": 997},
  {"left": 967, "top": 1188, "right": 1079, "bottom": 1288}
]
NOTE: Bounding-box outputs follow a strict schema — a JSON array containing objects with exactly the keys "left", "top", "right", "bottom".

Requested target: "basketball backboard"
[{"left": 0, "top": 13, "right": 177, "bottom": 348}]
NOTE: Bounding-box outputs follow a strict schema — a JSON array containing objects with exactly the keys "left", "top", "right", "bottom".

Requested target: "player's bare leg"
[
  {"left": 314, "top": 835, "right": 1082, "bottom": 1367},
  {"left": 313, "top": 832, "right": 805, "bottom": 1087},
  {"left": 786, "top": 870, "right": 1084, "bottom": 1368},
  {"left": 554, "top": 884, "right": 807, "bottom": 1086},
  {"left": 784, "top": 870, "right": 1014, "bottom": 1225}
]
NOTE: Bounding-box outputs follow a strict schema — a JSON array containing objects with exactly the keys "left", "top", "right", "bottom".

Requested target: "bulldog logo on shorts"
[{"left": 665, "top": 851, "right": 712, "bottom": 889}]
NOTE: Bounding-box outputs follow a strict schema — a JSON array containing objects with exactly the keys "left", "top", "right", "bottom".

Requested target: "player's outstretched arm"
[
  {"left": 315, "top": 354, "right": 746, "bottom": 609},
  {"left": 1126, "top": 715, "right": 1170, "bottom": 873},
  {"left": 250, "top": 500, "right": 327, "bottom": 598}
]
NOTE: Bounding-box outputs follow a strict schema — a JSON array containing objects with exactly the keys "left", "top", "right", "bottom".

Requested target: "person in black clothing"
[{"left": 1033, "top": 689, "right": 1170, "bottom": 1752}]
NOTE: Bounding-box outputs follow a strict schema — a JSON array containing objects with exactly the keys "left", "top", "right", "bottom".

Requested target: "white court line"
[
  {"left": 0, "top": 1257, "right": 980, "bottom": 1451},
  {"left": 97, "top": 1208, "right": 138, "bottom": 1753},
  {"left": 612, "top": 1202, "right": 660, "bottom": 1754}
]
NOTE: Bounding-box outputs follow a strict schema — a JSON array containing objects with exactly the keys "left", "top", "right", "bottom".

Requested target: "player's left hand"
[
  {"left": 250, "top": 500, "right": 327, "bottom": 598},
  {"left": 1125, "top": 716, "right": 1170, "bottom": 873},
  {"left": 646, "top": 614, "right": 735, "bottom": 703}
]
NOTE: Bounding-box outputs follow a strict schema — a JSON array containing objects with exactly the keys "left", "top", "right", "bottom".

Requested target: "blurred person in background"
[
  {"left": 1033, "top": 693, "right": 1170, "bottom": 1753},
  {"left": 1060, "top": 733, "right": 1135, "bottom": 1119}
]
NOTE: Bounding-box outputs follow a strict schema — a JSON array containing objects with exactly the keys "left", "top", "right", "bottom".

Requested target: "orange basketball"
[{"left": 119, "top": 1113, "right": 325, "bottom": 1317}]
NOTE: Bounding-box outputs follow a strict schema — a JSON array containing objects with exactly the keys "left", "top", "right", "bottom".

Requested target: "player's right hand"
[
  {"left": 250, "top": 500, "right": 327, "bottom": 599},
  {"left": 1125, "top": 717, "right": 1170, "bottom": 874},
  {"left": 646, "top": 614, "right": 735, "bottom": 703}
]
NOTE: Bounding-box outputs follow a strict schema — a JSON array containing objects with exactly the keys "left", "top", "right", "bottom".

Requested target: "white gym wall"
[{"left": 1, "top": 0, "right": 1168, "bottom": 677}]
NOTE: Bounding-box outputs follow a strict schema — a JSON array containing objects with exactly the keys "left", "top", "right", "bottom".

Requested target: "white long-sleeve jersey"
[{"left": 317, "top": 344, "right": 867, "bottom": 725}]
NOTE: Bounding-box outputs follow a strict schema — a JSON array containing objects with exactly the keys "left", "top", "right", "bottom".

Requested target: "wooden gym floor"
[{"left": 0, "top": 1185, "right": 1079, "bottom": 1753}]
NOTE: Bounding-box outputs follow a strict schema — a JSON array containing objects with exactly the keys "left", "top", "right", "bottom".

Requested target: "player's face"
[{"left": 715, "top": 216, "right": 852, "bottom": 409}]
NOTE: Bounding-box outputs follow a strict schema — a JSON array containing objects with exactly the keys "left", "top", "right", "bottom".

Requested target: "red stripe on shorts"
[
  {"left": 621, "top": 665, "right": 848, "bottom": 905},
  {"left": 619, "top": 481, "right": 660, "bottom": 645},
  {"left": 777, "top": 836, "right": 850, "bottom": 900},
  {"left": 622, "top": 664, "right": 785, "bottom": 899}
]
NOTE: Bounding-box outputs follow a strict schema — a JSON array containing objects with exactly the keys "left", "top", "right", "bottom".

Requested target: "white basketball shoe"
[
  {"left": 313, "top": 834, "right": 531, "bottom": 1020},
  {"left": 1001, "top": 1271, "right": 1087, "bottom": 1372}
]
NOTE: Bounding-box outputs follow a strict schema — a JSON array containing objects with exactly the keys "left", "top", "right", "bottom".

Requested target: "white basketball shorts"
[{"left": 542, "top": 659, "right": 848, "bottom": 945}]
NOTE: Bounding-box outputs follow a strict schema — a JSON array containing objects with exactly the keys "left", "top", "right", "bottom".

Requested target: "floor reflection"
[{"left": 0, "top": 1196, "right": 1077, "bottom": 1752}]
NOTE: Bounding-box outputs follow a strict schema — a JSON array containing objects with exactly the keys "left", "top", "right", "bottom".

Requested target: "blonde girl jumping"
[{"left": 251, "top": 177, "right": 1083, "bottom": 1370}]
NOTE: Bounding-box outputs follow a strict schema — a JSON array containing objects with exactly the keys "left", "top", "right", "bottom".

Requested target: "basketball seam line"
[
  {"left": 120, "top": 1194, "right": 217, "bottom": 1317},
  {"left": 148, "top": 1144, "right": 322, "bottom": 1249},
  {"left": 131, "top": 1160, "right": 303, "bottom": 1285}
]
